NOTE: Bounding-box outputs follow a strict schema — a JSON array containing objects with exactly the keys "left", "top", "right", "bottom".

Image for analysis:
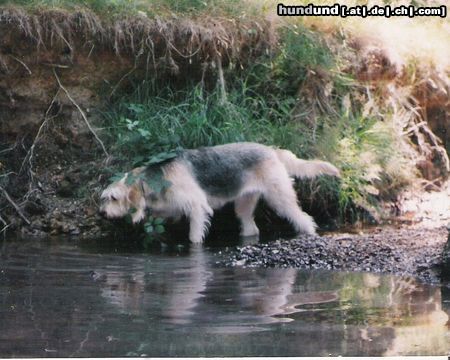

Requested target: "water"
[{"left": 1, "top": 236, "right": 449, "bottom": 357}]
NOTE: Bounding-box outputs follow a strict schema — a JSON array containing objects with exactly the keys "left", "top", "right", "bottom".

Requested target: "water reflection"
[
  {"left": 99, "top": 244, "right": 211, "bottom": 324},
  {"left": 0, "top": 237, "right": 449, "bottom": 357}
]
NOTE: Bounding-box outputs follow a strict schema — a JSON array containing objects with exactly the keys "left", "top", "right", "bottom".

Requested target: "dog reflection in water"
[{"left": 99, "top": 142, "right": 340, "bottom": 243}]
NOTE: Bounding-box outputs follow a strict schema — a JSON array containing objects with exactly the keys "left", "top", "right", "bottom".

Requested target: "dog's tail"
[{"left": 275, "top": 149, "right": 340, "bottom": 179}]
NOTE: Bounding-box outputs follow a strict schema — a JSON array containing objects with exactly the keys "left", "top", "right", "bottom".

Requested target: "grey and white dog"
[{"left": 99, "top": 142, "right": 340, "bottom": 243}]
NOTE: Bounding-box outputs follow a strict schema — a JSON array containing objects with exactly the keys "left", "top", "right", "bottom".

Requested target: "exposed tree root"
[
  {"left": 19, "top": 89, "right": 61, "bottom": 186},
  {"left": 0, "top": 186, "right": 30, "bottom": 225},
  {"left": 53, "top": 69, "right": 109, "bottom": 157}
]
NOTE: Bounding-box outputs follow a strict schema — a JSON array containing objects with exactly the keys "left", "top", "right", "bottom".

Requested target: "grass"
[
  {"left": 102, "top": 23, "right": 337, "bottom": 161},
  {"left": 0, "top": 0, "right": 253, "bottom": 18},
  {"left": 102, "top": 82, "right": 307, "bottom": 165}
]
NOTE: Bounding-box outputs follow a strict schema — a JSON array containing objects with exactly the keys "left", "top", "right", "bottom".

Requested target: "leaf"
[
  {"left": 109, "top": 172, "right": 125, "bottom": 182},
  {"left": 154, "top": 217, "right": 164, "bottom": 225},
  {"left": 146, "top": 151, "right": 177, "bottom": 165},
  {"left": 128, "top": 103, "right": 145, "bottom": 114},
  {"left": 146, "top": 175, "right": 171, "bottom": 194},
  {"left": 124, "top": 214, "right": 133, "bottom": 224},
  {"left": 125, "top": 173, "right": 138, "bottom": 186},
  {"left": 138, "top": 128, "right": 151, "bottom": 138},
  {"left": 143, "top": 236, "right": 154, "bottom": 249},
  {"left": 126, "top": 119, "right": 139, "bottom": 130},
  {"left": 145, "top": 147, "right": 183, "bottom": 166},
  {"left": 155, "top": 225, "right": 165, "bottom": 234},
  {"left": 132, "top": 155, "right": 145, "bottom": 166}
]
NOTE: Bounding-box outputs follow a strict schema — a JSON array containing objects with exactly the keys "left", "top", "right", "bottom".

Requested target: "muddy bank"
[{"left": 219, "top": 225, "right": 449, "bottom": 284}]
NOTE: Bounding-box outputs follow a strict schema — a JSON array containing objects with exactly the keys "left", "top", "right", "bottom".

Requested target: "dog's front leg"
[
  {"left": 131, "top": 208, "right": 145, "bottom": 223},
  {"left": 131, "top": 197, "right": 147, "bottom": 224},
  {"left": 188, "top": 204, "right": 213, "bottom": 243}
]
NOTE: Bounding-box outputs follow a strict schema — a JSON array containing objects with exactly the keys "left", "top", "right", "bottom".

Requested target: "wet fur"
[{"left": 99, "top": 142, "right": 340, "bottom": 243}]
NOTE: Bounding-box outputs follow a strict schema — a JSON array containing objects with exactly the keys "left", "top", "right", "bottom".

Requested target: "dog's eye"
[{"left": 111, "top": 196, "right": 117, "bottom": 201}]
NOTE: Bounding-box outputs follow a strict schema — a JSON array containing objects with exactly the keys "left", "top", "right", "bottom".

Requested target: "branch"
[
  {"left": 8, "top": 54, "right": 32, "bottom": 75},
  {"left": 20, "top": 90, "right": 60, "bottom": 180},
  {"left": 216, "top": 55, "right": 227, "bottom": 105},
  {"left": 53, "top": 69, "right": 109, "bottom": 157},
  {"left": 0, "top": 186, "right": 31, "bottom": 225},
  {"left": 0, "top": 213, "right": 10, "bottom": 235}
]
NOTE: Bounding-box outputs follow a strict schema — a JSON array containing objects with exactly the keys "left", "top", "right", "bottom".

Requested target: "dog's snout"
[{"left": 98, "top": 208, "right": 106, "bottom": 217}]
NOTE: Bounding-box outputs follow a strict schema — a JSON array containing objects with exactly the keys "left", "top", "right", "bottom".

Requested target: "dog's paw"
[
  {"left": 240, "top": 222, "right": 260, "bottom": 237},
  {"left": 189, "top": 235, "right": 204, "bottom": 244},
  {"left": 320, "top": 162, "right": 341, "bottom": 178},
  {"left": 132, "top": 210, "right": 145, "bottom": 224}
]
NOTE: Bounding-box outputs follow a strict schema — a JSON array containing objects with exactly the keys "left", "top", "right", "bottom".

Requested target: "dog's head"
[{"left": 99, "top": 172, "right": 146, "bottom": 222}]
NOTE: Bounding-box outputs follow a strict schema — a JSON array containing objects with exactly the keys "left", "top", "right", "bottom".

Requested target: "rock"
[
  {"left": 24, "top": 199, "right": 46, "bottom": 216},
  {"left": 56, "top": 179, "right": 76, "bottom": 198},
  {"left": 218, "top": 225, "right": 448, "bottom": 284}
]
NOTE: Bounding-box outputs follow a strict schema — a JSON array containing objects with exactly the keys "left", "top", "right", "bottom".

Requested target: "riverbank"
[{"left": 220, "top": 224, "right": 448, "bottom": 284}]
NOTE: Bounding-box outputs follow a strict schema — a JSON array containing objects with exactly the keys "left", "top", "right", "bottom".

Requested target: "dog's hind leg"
[
  {"left": 235, "top": 193, "right": 260, "bottom": 237},
  {"left": 262, "top": 168, "right": 317, "bottom": 236},
  {"left": 188, "top": 204, "right": 213, "bottom": 244},
  {"left": 265, "top": 189, "right": 317, "bottom": 236}
]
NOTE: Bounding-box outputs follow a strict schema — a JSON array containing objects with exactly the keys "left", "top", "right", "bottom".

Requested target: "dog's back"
[
  {"left": 181, "top": 143, "right": 272, "bottom": 198},
  {"left": 180, "top": 143, "right": 339, "bottom": 195}
]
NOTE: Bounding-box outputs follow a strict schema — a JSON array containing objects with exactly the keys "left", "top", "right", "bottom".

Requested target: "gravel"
[{"left": 219, "top": 225, "right": 449, "bottom": 284}]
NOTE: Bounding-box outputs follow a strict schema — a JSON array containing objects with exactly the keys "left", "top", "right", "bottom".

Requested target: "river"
[{"left": 0, "top": 236, "right": 449, "bottom": 357}]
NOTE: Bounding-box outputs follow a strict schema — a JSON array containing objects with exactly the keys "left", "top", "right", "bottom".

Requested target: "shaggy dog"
[{"left": 99, "top": 142, "right": 340, "bottom": 243}]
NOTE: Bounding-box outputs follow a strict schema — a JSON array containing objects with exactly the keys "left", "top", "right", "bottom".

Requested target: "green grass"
[{"left": 102, "top": 82, "right": 308, "bottom": 165}]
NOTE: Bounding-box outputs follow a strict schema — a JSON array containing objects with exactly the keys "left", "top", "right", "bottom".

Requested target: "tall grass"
[{"left": 102, "top": 82, "right": 308, "bottom": 165}]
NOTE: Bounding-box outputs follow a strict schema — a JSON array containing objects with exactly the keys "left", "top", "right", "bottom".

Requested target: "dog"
[{"left": 99, "top": 142, "right": 340, "bottom": 243}]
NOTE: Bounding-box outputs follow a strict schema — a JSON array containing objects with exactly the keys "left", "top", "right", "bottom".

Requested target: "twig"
[
  {"left": 8, "top": 54, "right": 32, "bottom": 75},
  {"left": 53, "top": 69, "right": 109, "bottom": 157},
  {"left": 0, "top": 186, "right": 30, "bottom": 225},
  {"left": 0, "top": 143, "right": 17, "bottom": 155},
  {"left": 216, "top": 55, "right": 227, "bottom": 105},
  {"left": 43, "top": 63, "right": 70, "bottom": 69},
  {"left": 0, "top": 172, "right": 14, "bottom": 179},
  {"left": 87, "top": 43, "right": 95, "bottom": 59},
  {"left": 19, "top": 90, "right": 60, "bottom": 180},
  {"left": 110, "top": 65, "right": 136, "bottom": 97},
  {"left": 0, "top": 214, "right": 10, "bottom": 235}
]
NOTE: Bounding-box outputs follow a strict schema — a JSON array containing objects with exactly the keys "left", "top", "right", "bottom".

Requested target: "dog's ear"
[{"left": 128, "top": 184, "right": 141, "bottom": 206}]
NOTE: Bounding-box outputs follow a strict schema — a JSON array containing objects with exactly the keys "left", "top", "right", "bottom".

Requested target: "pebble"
[{"left": 219, "top": 226, "right": 448, "bottom": 284}]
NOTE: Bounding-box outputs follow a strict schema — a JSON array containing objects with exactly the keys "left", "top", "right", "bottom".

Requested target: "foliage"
[
  {"left": 102, "top": 82, "right": 307, "bottom": 159},
  {"left": 143, "top": 216, "right": 165, "bottom": 249}
]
